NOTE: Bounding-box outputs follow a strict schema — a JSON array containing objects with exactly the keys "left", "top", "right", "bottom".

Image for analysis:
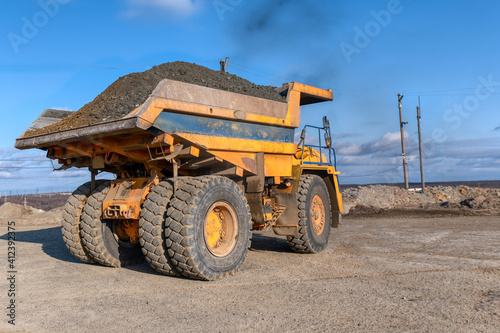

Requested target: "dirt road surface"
[{"left": 1, "top": 216, "right": 499, "bottom": 333}]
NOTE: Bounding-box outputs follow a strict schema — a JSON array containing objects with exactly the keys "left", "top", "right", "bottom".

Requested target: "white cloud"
[
  {"left": 0, "top": 149, "right": 50, "bottom": 177},
  {"left": 50, "top": 106, "right": 74, "bottom": 111},
  {"left": 336, "top": 141, "right": 362, "bottom": 156},
  {"left": 336, "top": 131, "right": 410, "bottom": 157},
  {"left": 334, "top": 132, "right": 500, "bottom": 183},
  {"left": 370, "top": 131, "right": 402, "bottom": 148},
  {"left": 122, "top": 0, "right": 202, "bottom": 19},
  {"left": 293, "top": 131, "right": 320, "bottom": 145},
  {"left": 0, "top": 171, "right": 15, "bottom": 179},
  {"left": 49, "top": 170, "right": 89, "bottom": 178}
]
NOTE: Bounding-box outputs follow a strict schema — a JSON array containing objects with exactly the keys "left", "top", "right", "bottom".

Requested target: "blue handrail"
[{"left": 298, "top": 118, "right": 337, "bottom": 169}]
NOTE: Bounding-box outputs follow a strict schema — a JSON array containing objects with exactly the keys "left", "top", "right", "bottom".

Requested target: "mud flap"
[
  {"left": 272, "top": 193, "right": 299, "bottom": 236},
  {"left": 246, "top": 192, "right": 265, "bottom": 225},
  {"left": 332, "top": 211, "right": 342, "bottom": 228}
]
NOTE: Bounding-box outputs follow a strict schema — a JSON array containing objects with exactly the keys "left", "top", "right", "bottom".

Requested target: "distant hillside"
[{"left": 0, "top": 193, "right": 70, "bottom": 211}]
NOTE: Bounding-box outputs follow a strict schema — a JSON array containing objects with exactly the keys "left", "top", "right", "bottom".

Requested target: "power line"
[
  {"left": 0, "top": 166, "right": 53, "bottom": 169},
  {"left": 406, "top": 85, "right": 500, "bottom": 94},
  {"left": 0, "top": 159, "right": 48, "bottom": 162},
  {"left": 0, "top": 64, "right": 155, "bottom": 71},
  {"left": 0, "top": 60, "right": 220, "bottom": 71},
  {"left": 364, "top": 140, "right": 401, "bottom": 150},
  {"left": 229, "top": 65, "right": 283, "bottom": 84},
  {"left": 231, "top": 62, "right": 293, "bottom": 82},
  {"left": 407, "top": 92, "right": 500, "bottom": 96},
  {"left": 341, "top": 166, "right": 401, "bottom": 178}
]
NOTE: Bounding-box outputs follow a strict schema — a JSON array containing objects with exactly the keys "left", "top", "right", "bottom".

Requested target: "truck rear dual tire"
[
  {"left": 80, "top": 181, "right": 144, "bottom": 267},
  {"left": 287, "top": 174, "right": 332, "bottom": 253},
  {"left": 138, "top": 180, "right": 179, "bottom": 276},
  {"left": 165, "top": 176, "right": 252, "bottom": 280},
  {"left": 61, "top": 180, "right": 104, "bottom": 264}
]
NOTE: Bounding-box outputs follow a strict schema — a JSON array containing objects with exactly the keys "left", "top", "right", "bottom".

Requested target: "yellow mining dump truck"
[{"left": 15, "top": 79, "right": 342, "bottom": 280}]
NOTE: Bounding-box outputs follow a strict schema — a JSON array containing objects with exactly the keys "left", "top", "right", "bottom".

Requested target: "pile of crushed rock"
[
  {"left": 0, "top": 202, "right": 43, "bottom": 218},
  {"left": 0, "top": 203, "right": 62, "bottom": 226},
  {"left": 25, "top": 61, "right": 286, "bottom": 137},
  {"left": 343, "top": 185, "right": 500, "bottom": 216}
]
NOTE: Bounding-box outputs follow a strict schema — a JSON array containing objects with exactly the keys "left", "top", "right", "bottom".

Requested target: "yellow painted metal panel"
[
  {"left": 125, "top": 80, "right": 333, "bottom": 132},
  {"left": 289, "top": 82, "right": 333, "bottom": 100},
  {"left": 177, "top": 133, "right": 297, "bottom": 155},
  {"left": 208, "top": 151, "right": 257, "bottom": 174},
  {"left": 332, "top": 171, "right": 343, "bottom": 213},
  {"left": 102, "top": 177, "right": 158, "bottom": 220},
  {"left": 264, "top": 154, "right": 293, "bottom": 177}
]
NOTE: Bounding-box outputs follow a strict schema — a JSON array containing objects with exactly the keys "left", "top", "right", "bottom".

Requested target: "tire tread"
[
  {"left": 287, "top": 174, "right": 331, "bottom": 253},
  {"left": 166, "top": 176, "right": 252, "bottom": 280},
  {"left": 80, "top": 181, "right": 143, "bottom": 267}
]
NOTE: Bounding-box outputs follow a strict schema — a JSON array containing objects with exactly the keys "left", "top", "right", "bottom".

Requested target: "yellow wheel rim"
[
  {"left": 204, "top": 202, "right": 238, "bottom": 257},
  {"left": 310, "top": 195, "right": 326, "bottom": 236}
]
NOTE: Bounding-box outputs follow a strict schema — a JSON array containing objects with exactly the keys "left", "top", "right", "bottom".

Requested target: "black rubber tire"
[
  {"left": 165, "top": 176, "right": 252, "bottom": 280},
  {"left": 80, "top": 181, "right": 144, "bottom": 267},
  {"left": 138, "top": 180, "right": 179, "bottom": 276},
  {"left": 61, "top": 181, "right": 104, "bottom": 263},
  {"left": 287, "top": 174, "right": 332, "bottom": 253}
]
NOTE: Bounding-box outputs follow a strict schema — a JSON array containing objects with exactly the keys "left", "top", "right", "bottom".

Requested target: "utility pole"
[
  {"left": 417, "top": 97, "right": 425, "bottom": 193},
  {"left": 398, "top": 94, "right": 409, "bottom": 189}
]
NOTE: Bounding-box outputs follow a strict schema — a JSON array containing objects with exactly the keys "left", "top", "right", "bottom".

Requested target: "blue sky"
[{"left": 1, "top": 0, "right": 499, "bottom": 194}]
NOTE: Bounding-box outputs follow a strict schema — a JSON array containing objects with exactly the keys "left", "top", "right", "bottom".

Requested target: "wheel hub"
[
  {"left": 204, "top": 202, "right": 238, "bottom": 257},
  {"left": 310, "top": 195, "right": 326, "bottom": 235},
  {"left": 113, "top": 220, "right": 140, "bottom": 246}
]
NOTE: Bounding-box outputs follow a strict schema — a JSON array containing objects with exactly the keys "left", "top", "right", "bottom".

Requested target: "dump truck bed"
[
  {"left": 16, "top": 79, "right": 333, "bottom": 178},
  {"left": 16, "top": 79, "right": 332, "bottom": 148}
]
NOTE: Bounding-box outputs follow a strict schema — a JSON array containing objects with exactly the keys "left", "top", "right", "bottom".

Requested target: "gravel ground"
[
  {"left": 25, "top": 61, "right": 286, "bottom": 137},
  {"left": 1, "top": 216, "right": 498, "bottom": 333}
]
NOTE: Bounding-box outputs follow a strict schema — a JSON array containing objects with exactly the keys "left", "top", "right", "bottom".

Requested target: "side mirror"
[
  {"left": 323, "top": 116, "right": 332, "bottom": 147},
  {"left": 300, "top": 127, "right": 306, "bottom": 141},
  {"left": 324, "top": 133, "right": 332, "bottom": 148},
  {"left": 323, "top": 116, "right": 330, "bottom": 130},
  {"left": 297, "top": 127, "right": 307, "bottom": 147}
]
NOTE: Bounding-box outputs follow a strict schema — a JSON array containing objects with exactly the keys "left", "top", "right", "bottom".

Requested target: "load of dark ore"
[{"left": 26, "top": 61, "right": 287, "bottom": 136}]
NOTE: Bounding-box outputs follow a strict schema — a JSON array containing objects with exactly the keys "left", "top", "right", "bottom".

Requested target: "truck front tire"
[{"left": 287, "top": 174, "right": 332, "bottom": 253}]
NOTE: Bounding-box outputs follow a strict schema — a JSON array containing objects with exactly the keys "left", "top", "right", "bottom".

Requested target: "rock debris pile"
[
  {"left": 25, "top": 61, "right": 286, "bottom": 136},
  {"left": 343, "top": 185, "right": 500, "bottom": 216}
]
